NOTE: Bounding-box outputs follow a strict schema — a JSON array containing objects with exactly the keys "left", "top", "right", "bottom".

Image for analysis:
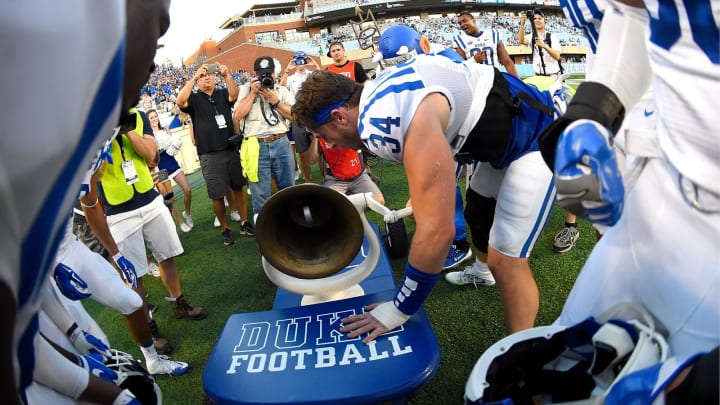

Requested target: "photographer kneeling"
[{"left": 233, "top": 56, "right": 296, "bottom": 221}]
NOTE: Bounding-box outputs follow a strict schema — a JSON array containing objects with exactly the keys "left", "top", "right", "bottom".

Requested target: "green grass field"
[{"left": 85, "top": 160, "right": 595, "bottom": 404}]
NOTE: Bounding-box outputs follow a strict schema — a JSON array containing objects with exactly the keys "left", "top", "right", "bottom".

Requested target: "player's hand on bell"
[
  {"left": 554, "top": 119, "right": 624, "bottom": 226},
  {"left": 340, "top": 302, "right": 390, "bottom": 344}
]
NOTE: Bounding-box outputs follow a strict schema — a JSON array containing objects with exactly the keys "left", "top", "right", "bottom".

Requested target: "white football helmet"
[{"left": 465, "top": 303, "right": 669, "bottom": 404}]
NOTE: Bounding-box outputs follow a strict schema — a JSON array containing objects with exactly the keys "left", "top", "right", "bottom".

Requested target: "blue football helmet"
[
  {"left": 293, "top": 50, "right": 308, "bottom": 65},
  {"left": 375, "top": 25, "right": 424, "bottom": 68}
]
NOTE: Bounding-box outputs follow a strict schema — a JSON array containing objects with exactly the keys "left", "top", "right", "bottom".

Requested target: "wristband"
[
  {"left": 270, "top": 100, "right": 280, "bottom": 108},
  {"left": 394, "top": 262, "right": 441, "bottom": 316}
]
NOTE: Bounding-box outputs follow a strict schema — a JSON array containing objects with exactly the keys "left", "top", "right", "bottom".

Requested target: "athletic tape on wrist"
[
  {"left": 394, "top": 263, "right": 441, "bottom": 316},
  {"left": 369, "top": 301, "right": 410, "bottom": 331}
]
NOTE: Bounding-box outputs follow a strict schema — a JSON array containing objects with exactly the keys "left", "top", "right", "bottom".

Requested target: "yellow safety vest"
[{"left": 101, "top": 109, "right": 155, "bottom": 205}]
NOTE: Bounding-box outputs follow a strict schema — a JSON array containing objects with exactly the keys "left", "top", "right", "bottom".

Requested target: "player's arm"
[
  {"left": 454, "top": 47, "right": 468, "bottom": 60},
  {"left": 81, "top": 172, "right": 121, "bottom": 258},
  {"left": 34, "top": 335, "right": 131, "bottom": 404},
  {"left": 402, "top": 93, "right": 457, "bottom": 272},
  {"left": 341, "top": 93, "right": 455, "bottom": 343},
  {"left": 538, "top": 0, "right": 650, "bottom": 226},
  {"left": 497, "top": 41, "right": 519, "bottom": 77}
]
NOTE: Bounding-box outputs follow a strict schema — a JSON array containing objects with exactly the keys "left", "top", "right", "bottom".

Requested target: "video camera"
[{"left": 259, "top": 73, "right": 274, "bottom": 89}]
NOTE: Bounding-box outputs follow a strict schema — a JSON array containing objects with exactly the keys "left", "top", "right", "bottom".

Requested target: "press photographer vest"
[{"left": 101, "top": 109, "right": 155, "bottom": 205}]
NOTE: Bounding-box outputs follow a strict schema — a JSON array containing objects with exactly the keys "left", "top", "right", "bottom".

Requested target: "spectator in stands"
[
  {"left": 281, "top": 51, "right": 321, "bottom": 183},
  {"left": 176, "top": 63, "right": 254, "bottom": 246},
  {"left": 518, "top": 9, "right": 562, "bottom": 77},
  {"left": 233, "top": 56, "right": 296, "bottom": 221},
  {"left": 326, "top": 41, "right": 369, "bottom": 83}
]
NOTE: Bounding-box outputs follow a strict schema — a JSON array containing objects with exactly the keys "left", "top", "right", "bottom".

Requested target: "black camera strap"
[{"left": 260, "top": 97, "right": 280, "bottom": 126}]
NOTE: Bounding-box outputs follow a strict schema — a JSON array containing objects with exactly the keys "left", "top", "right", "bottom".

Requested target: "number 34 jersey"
[{"left": 358, "top": 54, "right": 495, "bottom": 163}]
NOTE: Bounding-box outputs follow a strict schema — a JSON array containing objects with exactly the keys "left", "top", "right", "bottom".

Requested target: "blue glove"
[
  {"left": 53, "top": 263, "right": 91, "bottom": 300},
  {"left": 113, "top": 253, "right": 138, "bottom": 288},
  {"left": 79, "top": 353, "right": 118, "bottom": 384},
  {"left": 67, "top": 323, "right": 111, "bottom": 357},
  {"left": 554, "top": 119, "right": 624, "bottom": 226},
  {"left": 91, "top": 135, "right": 115, "bottom": 173},
  {"left": 605, "top": 354, "right": 702, "bottom": 404}
]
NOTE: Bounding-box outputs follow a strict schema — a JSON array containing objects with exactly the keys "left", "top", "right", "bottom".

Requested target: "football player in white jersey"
[
  {"left": 453, "top": 10, "right": 519, "bottom": 77},
  {"left": 0, "top": 0, "right": 170, "bottom": 402},
  {"left": 536, "top": 0, "right": 719, "bottom": 400},
  {"left": 448, "top": 11, "right": 520, "bottom": 281},
  {"left": 293, "top": 25, "right": 561, "bottom": 342}
]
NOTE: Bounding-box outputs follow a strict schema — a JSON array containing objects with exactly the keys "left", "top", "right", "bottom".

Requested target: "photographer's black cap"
[
  {"left": 534, "top": 9, "right": 546, "bottom": 18},
  {"left": 254, "top": 56, "right": 275, "bottom": 75}
]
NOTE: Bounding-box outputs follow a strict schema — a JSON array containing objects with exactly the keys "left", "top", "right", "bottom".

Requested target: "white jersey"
[
  {"left": 0, "top": 0, "right": 125, "bottom": 395},
  {"left": 560, "top": 0, "right": 606, "bottom": 53},
  {"left": 286, "top": 69, "right": 313, "bottom": 97},
  {"left": 645, "top": 0, "right": 720, "bottom": 195},
  {"left": 453, "top": 29, "right": 503, "bottom": 68},
  {"left": 358, "top": 54, "right": 495, "bottom": 163}
]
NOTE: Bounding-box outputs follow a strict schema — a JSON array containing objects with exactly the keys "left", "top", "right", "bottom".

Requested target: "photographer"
[
  {"left": 233, "top": 56, "right": 296, "bottom": 220},
  {"left": 518, "top": 9, "right": 562, "bottom": 76},
  {"left": 280, "top": 51, "right": 321, "bottom": 183},
  {"left": 176, "top": 62, "right": 253, "bottom": 246}
]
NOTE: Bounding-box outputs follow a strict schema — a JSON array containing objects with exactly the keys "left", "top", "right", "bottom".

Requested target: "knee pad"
[{"left": 464, "top": 188, "right": 496, "bottom": 254}]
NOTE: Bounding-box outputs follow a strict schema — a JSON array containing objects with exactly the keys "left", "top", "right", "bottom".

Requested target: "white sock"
[
  {"left": 140, "top": 343, "right": 158, "bottom": 362},
  {"left": 472, "top": 258, "right": 490, "bottom": 274}
]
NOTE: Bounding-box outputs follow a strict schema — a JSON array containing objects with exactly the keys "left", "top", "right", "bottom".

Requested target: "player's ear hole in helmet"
[{"left": 374, "top": 25, "right": 431, "bottom": 68}]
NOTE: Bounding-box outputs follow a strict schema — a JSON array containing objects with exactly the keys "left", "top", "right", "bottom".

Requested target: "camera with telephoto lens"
[{"left": 259, "top": 73, "right": 274, "bottom": 89}]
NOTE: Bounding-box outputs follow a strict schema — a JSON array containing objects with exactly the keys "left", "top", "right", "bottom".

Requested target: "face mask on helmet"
[
  {"left": 104, "top": 349, "right": 163, "bottom": 405},
  {"left": 465, "top": 303, "right": 669, "bottom": 404},
  {"left": 374, "top": 25, "right": 426, "bottom": 69}
]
